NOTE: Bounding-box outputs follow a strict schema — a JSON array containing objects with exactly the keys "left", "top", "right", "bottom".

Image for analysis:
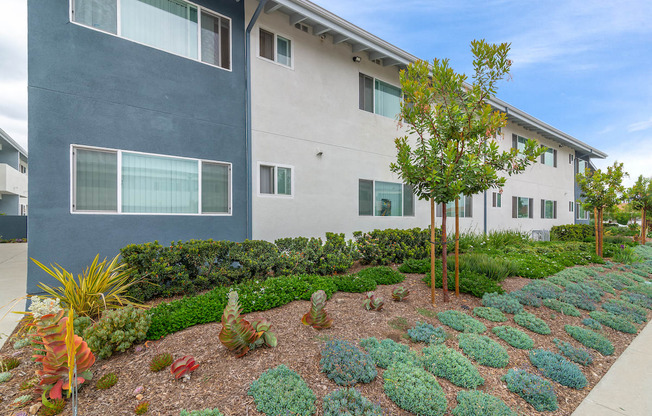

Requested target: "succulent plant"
[
  {"left": 149, "top": 353, "right": 173, "bottom": 372},
  {"left": 363, "top": 292, "right": 384, "bottom": 311},
  {"left": 170, "top": 356, "right": 199, "bottom": 380},
  {"left": 134, "top": 401, "right": 150, "bottom": 415},
  {"left": 391, "top": 286, "right": 410, "bottom": 301},
  {"left": 14, "top": 337, "right": 32, "bottom": 350},
  {"left": 302, "top": 290, "right": 333, "bottom": 329},
  {"left": 96, "top": 373, "right": 118, "bottom": 390},
  {"left": 0, "top": 356, "right": 20, "bottom": 371},
  {"left": 0, "top": 371, "right": 13, "bottom": 383},
  {"left": 11, "top": 394, "right": 32, "bottom": 408},
  {"left": 20, "top": 376, "right": 40, "bottom": 390},
  {"left": 218, "top": 291, "right": 276, "bottom": 357},
  {"left": 40, "top": 397, "right": 66, "bottom": 416}
]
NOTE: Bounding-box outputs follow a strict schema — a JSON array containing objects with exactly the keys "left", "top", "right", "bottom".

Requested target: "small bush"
[
  {"left": 248, "top": 365, "right": 316, "bottom": 416},
  {"left": 589, "top": 311, "right": 637, "bottom": 334},
  {"left": 457, "top": 333, "right": 509, "bottom": 368},
  {"left": 565, "top": 325, "right": 615, "bottom": 356},
  {"left": 510, "top": 290, "right": 542, "bottom": 307},
  {"left": 514, "top": 312, "right": 551, "bottom": 335},
  {"left": 383, "top": 362, "right": 447, "bottom": 416},
  {"left": 602, "top": 299, "right": 648, "bottom": 323},
  {"left": 83, "top": 305, "right": 151, "bottom": 359},
  {"left": 398, "top": 258, "right": 431, "bottom": 274},
  {"left": 473, "top": 306, "right": 507, "bottom": 322},
  {"left": 322, "top": 388, "right": 382, "bottom": 416},
  {"left": 452, "top": 390, "right": 517, "bottom": 416},
  {"left": 558, "top": 291, "right": 597, "bottom": 311},
  {"left": 629, "top": 282, "right": 652, "bottom": 298},
  {"left": 407, "top": 322, "right": 448, "bottom": 344},
  {"left": 546, "top": 274, "right": 571, "bottom": 287},
  {"left": 621, "top": 292, "right": 652, "bottom": 310},
  {"left": 359, "top": 338, "right": 420, "bottom": 369},
  {"left": 551, "top": 224, "right": 594, "bottom": 241},
  {"left": 542, "top": 298, "right": 581, "bottom": 317},
  {"left": 553, "top": 338, "right": 593, "bottom": 366},
  {"left": 529, "top": 349, "right": 587, "bottom": 389},
  {"left": 356, "top": 266, "right": 405, "bottom": 285},
  {"left": 422, "top": 270, "right": 504, "bottom": 297},
  {"left": 333, "top": 275, "right": 377, "bottom": 293},
  {"left": 320, "top": 340, "right": 376, "bottom": 386},
  {"left": 565, "top": 283, "right": 604, "bottom": 302},
  {"left": 354, "top": 228, "right": 434, "bottom": 265},
  {"left": 437, "top": 310, "right": 486, "bottom": 333},
  {"left": 481, "top": 293, "right": 523, "bottom": 314},
  {"left": 599, "top": 273, "right": 636, "bottom": 290},
  {"left": 521, "top": 280, "right": 563, "bottom": 300},
  {"left": 502, "top": 369, "right": 558, "bottom": 412},
  {"left": 179, "top": 409, "right": 224, "bottom": 416},
  {"left": 581, "top": 318, "right": 602, "bottom": 331},
  {"left": 492, "top": 326, "right": 534, "bottom": 350},
  {"left": 422, "top": 344, "right": 484, "bottom": 388}
]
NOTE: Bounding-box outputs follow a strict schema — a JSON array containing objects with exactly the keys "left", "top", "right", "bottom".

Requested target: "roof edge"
[{"left": 0, "top": 127, "right": 28, "bottom": 158}]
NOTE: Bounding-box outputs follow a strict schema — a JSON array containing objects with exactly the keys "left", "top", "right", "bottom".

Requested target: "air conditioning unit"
[{"left": 531, "top": 230, "right": 550, "bottom": 242}]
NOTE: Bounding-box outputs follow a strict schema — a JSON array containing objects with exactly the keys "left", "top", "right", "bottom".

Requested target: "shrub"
[
  {"left": 581, "top": 318, "right": 602, "bottom": 331},
  {"left": 529, "top": 349, "right": 587, "bottom": 389},
  {"left": 421, "top": 344, "right": 484, "bottom": 388},
  {"left": 359, "top": 338, "right": 420, "bottom": 369},
  {"left": 565, "top": 283, "right": 604, "bottom": 302},
  {"left": 179, "top": 409, "right": 224, "bottom": 416},
  {"left": 383, "top": 362, "right": 447, "bottom": 416},
  {"left": 407, "top": 322, "right": 448, "bottom": 344},
  {"left": 333, "top": 275, "right": 377, "bottom": 293},
  {"left": 481, "top": 293, "right": 523, "bottom": 314},
  {"left": 546, "top": 274, "right": 571, "bottom": 287},
  {"left": 458, "top": 333, "right": 509, "bottom": 368},
  {"left": 514, "top": 312, "right": 551, "bottom": 335},
  {"left": 602, "top": 299, "right": 648, "bottom": 323},
  {"left": 248, "top": 365, "right": 316, "bottom": 416},
  {"left": 521, "top": 280, "right": 563, "bottom": 300},
  {"left": 322, "top": 388, "right": 382, "bottom": 416},
  {"left": 589, "top": 311, "right": 637, "bottom": 334},
  {"left": 353, "top": 228, "right": 435, "bottom": 265},
  {"left": 0, "top": 371, "right": 12, "bottom": 383},
  {"left": 356, "top": 266, "right": 405, "bottom": 285},
  {"left": 509, "top": 290, "right": 542, "bottom": 307},
  {"left": 599, "top": 273, "right": 636, "bottom": 290},
  {"left": 621, "top": 292, "right": 652, "bottom": 310},
  {"left": 553, "top": 338, "right": 593, "bottom": 366},
  {"left": 437, "top": 310, "right": 486, "bottom": 333},
  {"left": 473, "top": 307, "right": 507, "bottom": 322},
  {"left": 320, "top": 340, "right": 376, "bottom": 386},
  {"left": 542, "top": 298, "right": 581, "bottom": 317},
  {"left": 565, "top": 325, "right": 615, "bottom": 355},
  {"left": 492, "top": 326, "right": 534, "bottom": 349},
  {"left": 422, "top": 270, "right": 504, "bottom": 297},
  {"left": 558, "top": 291, "right": 597, "bottom": 311},
  {"left": 586, "top": 279, "right": 616, "bottom": 295},
  {"left": 629, "top": 282, "right": 652, "bottom": 298},
  {"left": 451, "top": 390, "right": 517, "bottom": 416},
  {"left": 83, "top": 305, "right": 150, "bottom": 359},
  {"left": 551, "top": 224, "right": 594, "bottom": 241},
  {"left": 398, "top": 258, "right": 430, "bottom": 274},
  {"left": 502, "top": 369, "right": 558, "bottom": 412}
]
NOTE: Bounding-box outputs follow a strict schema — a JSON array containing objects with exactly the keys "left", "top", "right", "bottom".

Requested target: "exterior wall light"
[{"left": 352, "top": 56, "right": 361, "bottom": 63}]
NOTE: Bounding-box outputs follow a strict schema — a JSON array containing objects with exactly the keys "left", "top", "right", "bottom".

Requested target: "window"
[
  {"left": 569, "top": 201, "right": 574, "bottom": 212},
  {"left": 258, "top": 28, "right": 292, "bottom": 67},
  {"left": 492, "top": 192, "right": 502, "bottom": 208},
  {"left": 577, "top": 159, "right": 588, "bottom": 175},
  {"left": 358, "top": 180, "right": 414, "bottom": 217},
  {"left": 259, "top": 163, "right": 292, "bottom": 196},
  {"left": 72, "top": 146, "right": 230, "bottom": 214},
  {"left": 576, "top": 202, "right": 589, "bottom": 220},
  {"left": 359, "top": 73, "right": 401, "bottom": 118},
  {"left": 540, "top": 147, "right": 557, "bottom": 167},
  {"left": 20, "top": 165, "right": 27, "bottom": 174},
  {"left": 436, "top": 196, "right": 473, "bottom": 218},
  {"left": 512, "top": 196, "right": 533, "bottom": 219},
  {"left": 569, "top": 154, "right": 574, "bottom": 164},
  {"left": 71, "top": 0, "right": 231, "bottom": 70},
  {"left": 512, "top": 134, "right": 530, "bottom": 158},
  {"left": 541, "top": 199, "right": 557, "bottom": 219}
]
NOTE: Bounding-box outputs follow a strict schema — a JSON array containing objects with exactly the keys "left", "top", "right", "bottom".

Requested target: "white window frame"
[
  {"left": 541, "top": 199, "right": 557, "bottom": 219},
  {"left": 257, "top": 162, "right": 294, "bottom": 197},
  {"left": 492, "top": 191, "right": 502, "bottom": 208},
  {"left": 358, "top": 179, "right": 414, "bottom": 217},
  {"left": 358, "top": 73, "right": 402, "bottom": 119},
  {"left": 257, "top": 26, "right": 294, "bottom": 69},
  {"left": 541, "top": 147, "right": 556, "bottom": 167},
  {"left": 514, "top": 134, "right": 529, "bottom": 159},
  {"left": 576, "top": 202, "right": 590, "bottom": 220},
  {"left": 577, "top": 159, "right": 589, "bottom": 175},
  {"left": 70, "top": 144, "right": 232, "bottom": 215},
  {"left": 69, "top": 0, "right": 233, "bottom": 72}
]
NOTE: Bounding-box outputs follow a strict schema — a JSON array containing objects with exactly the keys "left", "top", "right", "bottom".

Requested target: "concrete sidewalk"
[
  {"left": 0, "top": 243, "right": 27, "bottom": 348},
  {"left": 572, "top": 318, "right": 652, "bottom": 416}
]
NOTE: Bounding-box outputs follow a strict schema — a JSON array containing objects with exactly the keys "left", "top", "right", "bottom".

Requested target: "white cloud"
[
  {"left": 593, "top": 137, "right": 652, "bottom": 187},
  {"left": 627, "top": 117, "right": 652, "bottom": 133}
]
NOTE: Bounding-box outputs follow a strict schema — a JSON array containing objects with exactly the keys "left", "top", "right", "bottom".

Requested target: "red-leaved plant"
[
  {"left": 170, "top": 356, "right": 199, "bottom": 380},
  {"left": 218, "top": 291, "right": 277, "bottom": 357},
  {"left": 301, "top": 290, "right": 333, "bottom": 329}
]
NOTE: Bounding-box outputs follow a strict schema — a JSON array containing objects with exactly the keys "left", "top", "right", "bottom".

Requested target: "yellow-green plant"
[{"left": 32, "top": 254, "right": 144, "bottom": 318}]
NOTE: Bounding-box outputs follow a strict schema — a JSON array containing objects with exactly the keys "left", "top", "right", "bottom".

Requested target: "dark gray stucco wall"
[
  {"left": 0, "top": 216, "right": 27, "bottom": 240},
  {"left": 27, "top": 0, "right": 247, "bottom": 293}
]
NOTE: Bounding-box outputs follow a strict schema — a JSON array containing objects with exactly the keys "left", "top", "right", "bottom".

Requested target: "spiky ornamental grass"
[
  {"left": 421, "top": 345, "right": 484, "bottom": 388},
  {"left": 589, "top": 311, "right": 637, "bottom": 334},
  {"left": 521, "top": 280, "right": 563, "bottom": 300},
  {"left": 564, "top": 325, "right": 614, "bottom": 356},
  {"left": 542, "top": 298, "right": 581, "bottom": 317},
  {"left": 553, "top": 338, "right": 593, "bottom": 366},
  {"left": 492, "top": 326, "right": 534, "bottom": 350},
  {"left": 451, "top": 390, "right": 517, "bottom": 416},
  {"left": 359, "top": 338, "right": 420, "bottom": 369},
  {"left": 473, "top": 306, "right": 507, "bottom": 322},
  {"left": 322, "top": 388, "right": 383, "bottom": 416},
  {"left": 529, "top": 349, "right": 587, "bottom": 389},
  {"left": 514, "top": 312, "right": 551, "bottom": 335},
  {"left": 383, "top": 362, "right": 447, "bottom": 416},
  {"left": 502, "top": 369, "right": 558, "bottom": 412},
  {"left": 481, "top": 293, "right": 523, "bottom": 314},
  {"left": 248, "top": 365, "right": 316, "bottom": 416},
  {"left": 0, "top": 357, "right": 20, "bottom": 372},
  {"left": 407, "top": 322, "right": 448, "bottom": 344},
  {"left": 457, "top": 334, "right": 509, "bottom": 368},
  {"left": 437, "top": 310, "right": 486, "bottom": 333},
  {"left": 320, "top": 340, "right": 376, "bottom": 386},
  {"left": 602, "top": 299, "right": 648, "bottom": 323}
]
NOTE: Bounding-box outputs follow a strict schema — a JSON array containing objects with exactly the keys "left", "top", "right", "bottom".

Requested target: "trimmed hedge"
[
  {"left": 551, "top": 224, "right": 594, "bottom": 241},
  {"left": 383, "top": 362, "right": 448, "bottom": 416},
  {"left": 422, "top": 345, "right": 484, "bottom": 389},
  {"left": 458, "top": 334, "right": 509, "bottom": 368},
  {"left": 437, "top": 311, "right": 487, "bottom": 333},
  {"left": 353, "top": 228, "right": 436, "bottom": 265},
  {"left": 529, "top": 349, "right": 587, "bottom": 389}
]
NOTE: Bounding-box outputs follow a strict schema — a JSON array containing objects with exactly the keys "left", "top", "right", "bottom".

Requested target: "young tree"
[
  {"left": 627, "top": 175, "right": 652, "bottom": 244},
  {"left": 576, "top": 162, "right": 627, "bottom": 256},
  {"left": 391, "top": 40, "right": 541, "bottom": 305}
]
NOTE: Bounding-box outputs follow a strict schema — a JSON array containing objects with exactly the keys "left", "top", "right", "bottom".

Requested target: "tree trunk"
[
  {"left": 642, "top": 208, "right": 647, "bottom": 245},
  {"left": 598, "top": 208, "right": 604, "bottom": 257},
  {"left": 442, "top": 202, "right": 449, "bottom": 303},
  {"left": 455, "top": 197, "right": 460, "bottom": 297},
  {"left": 594, "top": 207, "right": 599, "bottom": 256},
  {"left": 430, "top": 198, "right": 436, "bottom": 307}
]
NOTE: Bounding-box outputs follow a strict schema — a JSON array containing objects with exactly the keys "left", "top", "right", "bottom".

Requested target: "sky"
[{"left": 0, "top": 0, "right": 650, "bottom": 186}]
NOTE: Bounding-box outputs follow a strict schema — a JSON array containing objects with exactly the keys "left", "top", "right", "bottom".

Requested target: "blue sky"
[{"left": 0, "top": 0, "right": 650, "bottom": 185}]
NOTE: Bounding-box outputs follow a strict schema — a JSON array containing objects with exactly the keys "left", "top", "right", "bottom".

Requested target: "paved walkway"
[
  {"left": 572, "top": 318, "right": 652, "bottom": 416},
  {"left": 0, "top": 243, "right": 27, "bottom": 349}
]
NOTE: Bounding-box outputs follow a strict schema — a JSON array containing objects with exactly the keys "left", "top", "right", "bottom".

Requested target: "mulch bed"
[{"left": 0, "top": 265, "right": 645, "bottom": 416}]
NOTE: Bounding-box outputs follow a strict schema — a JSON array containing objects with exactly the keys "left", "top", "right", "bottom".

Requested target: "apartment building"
[{"left": 0, "top": 128, "right": 28, "bottom": 216}]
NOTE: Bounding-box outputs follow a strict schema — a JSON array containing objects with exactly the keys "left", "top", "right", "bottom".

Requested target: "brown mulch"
[{"left": 0, "top": 265, "right": 645, "bottom": 416}]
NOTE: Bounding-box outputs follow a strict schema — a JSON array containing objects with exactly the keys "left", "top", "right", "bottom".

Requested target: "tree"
[
  {"left": 576, "top": 162, "right": 627, "bottom": 256},
  {"left": 627, "top": 175, "right": 652, "bottom": 244},
  {"left": 391, "top": 40, "right": 542, "bottom": 305}
]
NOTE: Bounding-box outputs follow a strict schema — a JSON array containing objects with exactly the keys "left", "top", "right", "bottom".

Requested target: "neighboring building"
[{"left": 0, "top": 128, "right": 28, "bottom": 216}]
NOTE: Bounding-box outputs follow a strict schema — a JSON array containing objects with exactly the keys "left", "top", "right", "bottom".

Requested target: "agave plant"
[
  {"left": 170, "top": 356, "right": 199, "bottom": 380},
  {"left": 31, "top": 310, "right": 95, "bottom": 399},
  {"left": 33, "top": 254, "right": 143, "bottom": 319},
  {"left": 302, "top": 290, "right": 333, "bottom": 329},
  {"left": 218, "top": 291, "right": 277, "bottom": 357},
  {"left": 150, "top": 353, "right": 173, "bottom": 372},
  {"left": 363, "top": 292, "right": 384, "bottom": 311},
  {"left": 391, "top": 286, "right": 410, "bottom": 301},
  {"left": 95, "top": 373, "right": 118, "bottom": 390}
]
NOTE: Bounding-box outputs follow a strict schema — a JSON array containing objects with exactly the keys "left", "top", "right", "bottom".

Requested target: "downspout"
[
  {"left": 483, "top": 190, "right": 487, "bottom": 235},
  {"left": 245, "top": 0, "right": 269, "bottom": 239}
]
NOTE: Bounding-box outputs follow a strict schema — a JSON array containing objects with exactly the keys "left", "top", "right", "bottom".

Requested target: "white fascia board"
[{"left": 0, "top": 128, "right": 28, "bottom": 158}]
